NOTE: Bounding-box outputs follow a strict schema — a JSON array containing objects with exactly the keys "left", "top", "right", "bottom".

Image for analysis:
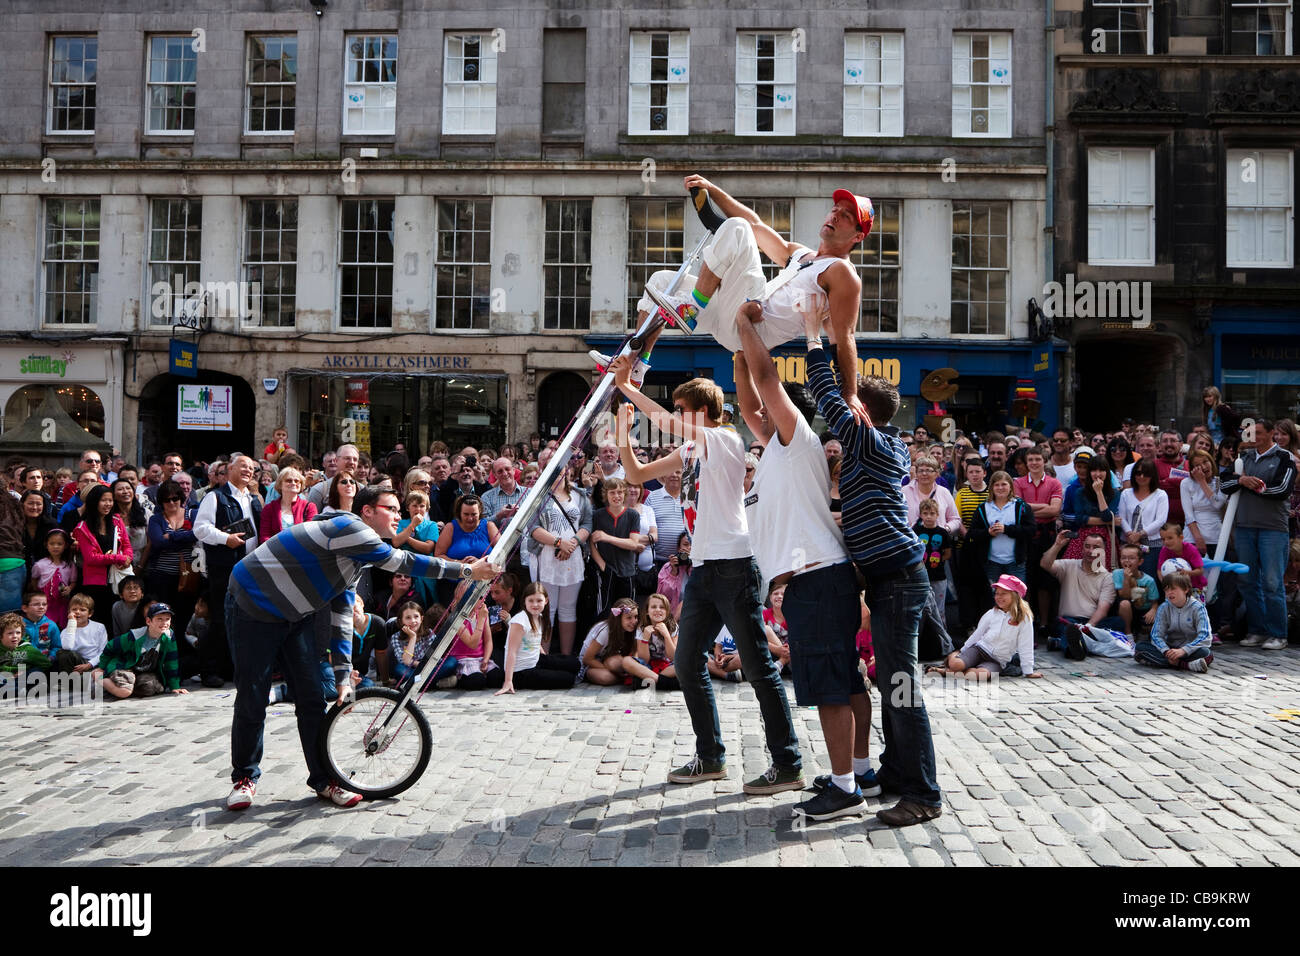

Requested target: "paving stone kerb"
[{"left": 1, "top": 647, "right": 1298, "bottom": 867}]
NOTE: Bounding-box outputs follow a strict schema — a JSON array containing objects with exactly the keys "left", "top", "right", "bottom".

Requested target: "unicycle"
[{"left": 317, "top": 187, "right": 725, "bottom": 799}]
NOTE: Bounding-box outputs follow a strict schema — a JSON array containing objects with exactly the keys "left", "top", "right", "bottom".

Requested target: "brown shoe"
[{"left": 876, "top": 799, "right": 943, "bottom": 827}]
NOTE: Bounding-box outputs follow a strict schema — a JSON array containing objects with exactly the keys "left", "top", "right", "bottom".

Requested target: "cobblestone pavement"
[{"left": 2, "top": 644, "right": 1299, "bottom": 867}]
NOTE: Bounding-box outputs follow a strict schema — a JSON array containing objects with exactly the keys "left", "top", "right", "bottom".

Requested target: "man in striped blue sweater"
[
  {"left": 803, "top": 309, "right": 943, "bottom": 827},
  {"left": 224, "top": 486, "right": 499, "bottom": 811}
]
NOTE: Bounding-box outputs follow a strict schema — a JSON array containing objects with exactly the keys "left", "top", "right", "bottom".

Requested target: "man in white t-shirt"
[
  {"left": 734, "top": 315, "right": 876, "bottom": 821},
  {"left": 611, "top": 357, "right": 802, "bottom": 795}
]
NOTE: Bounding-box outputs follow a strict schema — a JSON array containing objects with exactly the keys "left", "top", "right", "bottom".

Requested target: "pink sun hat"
[{"left": 993, "top": 574, "right": 1027, "bottom": 598}]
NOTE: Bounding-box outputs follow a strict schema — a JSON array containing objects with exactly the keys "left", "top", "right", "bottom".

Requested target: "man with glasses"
[
  {"left": 224, "top": 485, "right": 500, "bottom": 812},
  {"left": 194, "top": 454, "right": 261, "bottom": 687},
  {"left": 1049, "top": 429, "right": 1076, "bottom": 483},
  {"left": 58, "top": 451, "right": 104, "bottom": 508},
  {"left": 306, "top": 444, "right": 360, "bottom": 510},
  {"left": 482, "top": 458, "right": 526, "bottom": 530},
  {"left": 58, "top": 470, "right": 104, "bottom": 531},
  {"left": 144, "top": 452, "right": 185, "bottom": 506}
]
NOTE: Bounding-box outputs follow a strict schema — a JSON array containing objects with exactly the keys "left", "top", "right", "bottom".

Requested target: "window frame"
[
  {"left": 442, "top": 33, "right": 499, "bottom": 136},
  {"left": 1088, "top": 1, "right": 1155, "bottom": 55},
  {"left": 851, "top": 199, "right": 901, "bottom": 335},
  {"left": 628, "top": 30, "right": 690, "bottom": 136},
  {"left": 434, "top": 198, "right": 494, "bottom": 332},
  {"left": 843, "top": 32, "right": 904, "bottom": 137},
  {"left": 951, "top": 32, "right": 1012, "bottom": 139},
  {"left": 950, "top": 200, "right": 1010, "bottom": 338},
  {"left": 146, "top": 197, "right": 203, "bottom": 328},
  {"left": 1228, "top": 2, "right": 1294, "bottom": 55},
  {"left": 145, "top": 35, "right": 198, "bottom": 136},
  {"left": 241, "top": 198, "right": 298, "bottom": 328},
  {"left": 1086, "top": 146, "right": 1157, "bottom": 267},
  {"left": 338, "top": 198, "right": 396, "bottom": 330},
  {"left": 245, "top": 34, "right": 298, "bottom": 136},
  {"left": 735, "top": 31, "right": 797, "bottom": 136},
  {"left": 1225, "top": 148, "right": 1295, "bottom": 269},
  {"left": 543, "top": 199, "right": 593, "bottom": 331},
  {"left": 626, "top": 198, "right": 684, "bottom": 327},
  {"left": 343, "top": 33, "right": 398, "bottom": 136},
  {"left": 41, "top": 198, "right": 100, "bottom": 329},
  {"left": 47, "top": 34, "right": 98, "bottom": 135}
]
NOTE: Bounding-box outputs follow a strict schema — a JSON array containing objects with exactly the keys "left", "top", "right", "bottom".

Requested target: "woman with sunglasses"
[
  {"left": 1105, "top": 436, "right": 1133, "bottom": 491},
  {"left": 259, "top": 467, "right": 318, "bottom": 540},
  {"left": 144, "top": 478, "right": 200, "bottom": 659},
  {"left": 320, "top": 473, "right": 359, "bottom": 516}
]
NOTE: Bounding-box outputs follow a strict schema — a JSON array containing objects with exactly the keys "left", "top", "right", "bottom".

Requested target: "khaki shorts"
[{"left": 108, "top": 670, "right": 165, "bottom": 698}]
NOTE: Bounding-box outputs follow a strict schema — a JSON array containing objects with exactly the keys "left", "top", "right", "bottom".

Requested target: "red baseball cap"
[{"left": 832, "top": 189, "right": 875, "bottom": 237}]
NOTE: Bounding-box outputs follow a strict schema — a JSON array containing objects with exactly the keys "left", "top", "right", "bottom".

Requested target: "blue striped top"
[{"left": 806, "top": 347, "right": 923, "bottom": 574}]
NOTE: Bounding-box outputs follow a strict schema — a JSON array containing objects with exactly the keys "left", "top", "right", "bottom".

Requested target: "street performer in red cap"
[{"left": 591, "top": 174, "right": 876, "bottom": 424}]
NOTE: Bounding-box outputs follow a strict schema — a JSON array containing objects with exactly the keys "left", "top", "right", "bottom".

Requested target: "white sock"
[
  {"left": 852, "top": 756, "right": 872, "bottom": 777},
  {"left": 832, "top": 771, "right": 856, "bottom": 794}
]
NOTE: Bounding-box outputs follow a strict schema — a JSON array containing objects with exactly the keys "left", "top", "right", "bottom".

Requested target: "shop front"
[
  {"left": 0, "top": 339, "right": 125, "bottom": 450},
  {"left": 586, "top": 334, "right": 1065, "bottom": 442},
  {"left": 1213, "top": 309, "right": 1300, "bottom": 423}
]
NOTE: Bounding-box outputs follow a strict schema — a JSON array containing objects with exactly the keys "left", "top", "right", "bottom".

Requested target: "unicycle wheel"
[{"left": 319, "top": 687, "right": 432, "bottom": 800}]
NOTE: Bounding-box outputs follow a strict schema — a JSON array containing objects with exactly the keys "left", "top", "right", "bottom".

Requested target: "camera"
[
  {"left": 464, "top": 455, "right": 477, "bottom": 469},
  {"left": 676, "top": 552, "right": 692, "bottom": 568},
  {"left": 1063, "top": 529, "right": 1079, "bottom": 539}
]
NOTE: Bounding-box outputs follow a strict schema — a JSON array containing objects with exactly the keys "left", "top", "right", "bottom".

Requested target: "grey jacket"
[{"left": 1221, "top": 444, "right": 1296, "bottom": 533}]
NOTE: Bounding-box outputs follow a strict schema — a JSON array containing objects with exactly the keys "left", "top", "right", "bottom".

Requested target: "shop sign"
[
  {"left": 177, "top": 384, "right": 233, "bottom": 431},
  {"left": 17, "top": 353, "right": 71, "bottom": 378},
  {"left": 345, "top": 378, "right": 370, "bottom": 404},
  {"left": 737, "top": 353, "right": 902, "bottom": 387},
  {"left": 321, "top": 354, "right": 472, "bottom": 371},
  {"left": 169, "top": 339, "right": 197, "bottom": 379}
]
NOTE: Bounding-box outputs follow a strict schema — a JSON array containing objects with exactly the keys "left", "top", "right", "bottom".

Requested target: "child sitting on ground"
[
  {"left": 58, "top": 594, "right": 108, "bottom": 674},
  {"left": 96, "top": 602, "right": 189, "bottom": 698},
  {"left": 0, "top": 611, "right": 51, "bottom": 673},
  {"left": 762, "top": 583, "right": 791, "bottom": 677},
  {"left": 21, "top": 590, "right": 61, "bottom": 665},
  {"left": 31, "top": 528, "right": 76, "bottom": 628},
  {"left": 388, "top": 600, "right": 455, "bottom": 685},
  {"left": 1156, "top": 521, "right": 1207, "bottom": 602},
  {"left": 111, "top": 576, "right": 146, "bottom": 638},
  {"left": 707, "top": 624, "right": 743, "bottom": 682},
  {"left": 1135, "top": 571, "right": 1213, "bottom": 672},
  {"left": 938, "top": 575, "right": 1041, "bottom": 680},
  {"left": 628, "top": 593, "right": 680, "bottom": 690},
  {"left": 436, "top": 579, "right": 497, "bottom": 690},
  {"left": 1112, "top": 542, "right": 1159, "bottom": 635},
  {"left": 579, "top": 598, "right": 640, "bottom": 685},
  {"left": 184, "top": 595, "right": 209, "bottom": 653},
  {"left": 383, "top": 572, "right": 419, "bottom": 620}
]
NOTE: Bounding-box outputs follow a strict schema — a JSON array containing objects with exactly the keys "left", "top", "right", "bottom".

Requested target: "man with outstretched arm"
[
  {"left": 801, "top": 308, "right": 944, "bottom": 828},
  {"left": 592, "top": 174, "right": 873, "bottom": 425},
  {"left": 609, "top": 355, "right": 803, "bottom": 796},
  {"left": 734, "top": 313, "right": 879, "bottom": 821},
  {"left": 223, "top": 486, "right": 500, "bottom": 812}
]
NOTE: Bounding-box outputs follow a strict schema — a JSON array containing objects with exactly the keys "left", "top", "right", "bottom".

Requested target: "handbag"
[
  {"left": 177, "top": 555, "right": 201, "bottom": 595},
  {"left": 106, "top": 524, "right": 130, "bottom": 590}
]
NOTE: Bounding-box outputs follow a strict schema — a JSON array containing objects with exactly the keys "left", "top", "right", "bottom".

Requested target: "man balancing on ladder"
[{"left": 592, "top": 174, "right": 876, "bottom": 426}]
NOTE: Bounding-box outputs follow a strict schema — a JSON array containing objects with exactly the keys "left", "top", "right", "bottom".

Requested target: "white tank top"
[
  {"left": 760, "top": 246, "right": 838, "bottom": 330},
  {"left": 747, "top": 414, "right": 850, "bottom": 593}
]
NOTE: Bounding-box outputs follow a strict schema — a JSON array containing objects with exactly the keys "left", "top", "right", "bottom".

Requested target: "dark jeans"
[
  {"left": 204, "top": 566, "right": 236, "bottom": 681},
  {"left": 1134, "top": 640, "right": 1210, "bottom": 668},
  {"left": 226, "top": 592, "right": 331, "bottom": 791},
  {"left": 674, "top": 557, "right": 800, "bottom": 769},
  {"left": 862, "top": 561, "right": 941, "bottom": 807}
]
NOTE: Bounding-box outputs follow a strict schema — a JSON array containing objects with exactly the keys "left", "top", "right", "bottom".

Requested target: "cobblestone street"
[{"left": 3, "top": 644, "right": 1299, "bottom": 868}]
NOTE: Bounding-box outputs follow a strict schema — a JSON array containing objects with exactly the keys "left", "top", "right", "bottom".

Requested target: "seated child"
[
  {"left": 388, "top": 600, "right": 456, "bottom": 685},
  {"left": 111, "top": 576, "right": 146, "bottom": 639},
  {"left": 383, "top": 572, "right": 419, "bottom": 620},
  {"left": 628, "top": 593, "right": 679, "bottom": 691},
  {"left": 579, "top": 598, "right": 640, "bottom": 685},
  {"left": 707, "top": 624, "right": 743, "bottom": 682},
  {"left": 437, "top": 579, "right": 498, "bottom": 691},
  {"left": 855, "top": 597, "right": 876, "bottom": 685},
  {"left": 763, "top": 583, "right": 791, "bottom": 677},
  {"left": 939, "top": 575, "right": 1041, "bottom": 680},
  {"left": 1134, "top": 571, "right": 1213, "bottom": 672},
  {"left": 184, "top": 594, "right": 209, "bottom": 652},
  {"left": 57, "top": 594, "right": 108, "bottom": 674},
  {"left": 1112, "top": 542, "right": 1159, "bottom": 635},
  {"left": 0, "top": 611, "right": 51, "bottom": 673},
  {"left": 1157, "top": 521, "right": 1207, "bottom": 602},
  {"left": 349, "top": 595, "right": 388, "bottom": 687},
  {"left": 21, "top": 590, "right": 61, "bottom": 665},
  {"left": 96, "top": 602, "right": 189, "bottom": 698}
]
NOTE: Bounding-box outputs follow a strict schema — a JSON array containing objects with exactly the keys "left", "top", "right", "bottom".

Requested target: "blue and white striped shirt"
[
  {"left": 806, "top": 347, "right": 923, "bottom": 574},
  {"left": 229, "top": 512, "right": 464, "bottom": 662}
]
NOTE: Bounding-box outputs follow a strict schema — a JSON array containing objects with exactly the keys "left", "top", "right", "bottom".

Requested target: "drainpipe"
[{"left": 1045, "top": 0, "right": 1062, "bottom": 424}]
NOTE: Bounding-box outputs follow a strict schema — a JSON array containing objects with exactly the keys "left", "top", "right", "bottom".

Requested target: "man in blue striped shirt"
[
  {"left": 224, "top": 486, "right": 499, "bottom": 811},
  {"left": 803, "top": 309, "right": 943, "bottom": 828}
]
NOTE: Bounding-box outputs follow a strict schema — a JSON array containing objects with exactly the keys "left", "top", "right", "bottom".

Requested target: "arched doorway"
[
  {"left": 1074, "top": 333, "right": 1184, "bottom": 431},
  {"left": 137, "top": 372, "right": 256, "bottom": 464},
  {"left": 536, "top": 371, "right": 590, "bottom": 440}
]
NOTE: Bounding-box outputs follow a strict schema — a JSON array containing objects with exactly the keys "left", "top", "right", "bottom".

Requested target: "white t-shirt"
[
  {"left": 681, "top": 426, "right": 752, "bottom": 562},
  {"left": 747, "top": 415, "right": 849, "bottom": 593},
  {"left": 1050, "top": 460, "right": 1076, "bottom": 483},
  {"left": 61, "top": 620, "right": 108, "bottom": 666},
  {"left": 508, "top": 609, "right": 543, "bottom": 672},
  {"left": 633, "top": 503, "right": 657, "bottom": 572}
]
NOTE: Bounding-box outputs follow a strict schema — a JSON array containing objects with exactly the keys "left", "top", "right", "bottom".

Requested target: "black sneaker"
[
  {"left": 1064, "top": 622, "right": 1087, "bottom": 661},
  {"left": 793, "top": 783, "right": 866, "bottom": 821},
  {"left": 667, "top": 755, "right": 727, "bottom": 784},
  {"left": 811, "top": 767, "right": 882, "bottom": 797},
  {"left": 743, "top": 764, "right": 805, "bottom": 795}
]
